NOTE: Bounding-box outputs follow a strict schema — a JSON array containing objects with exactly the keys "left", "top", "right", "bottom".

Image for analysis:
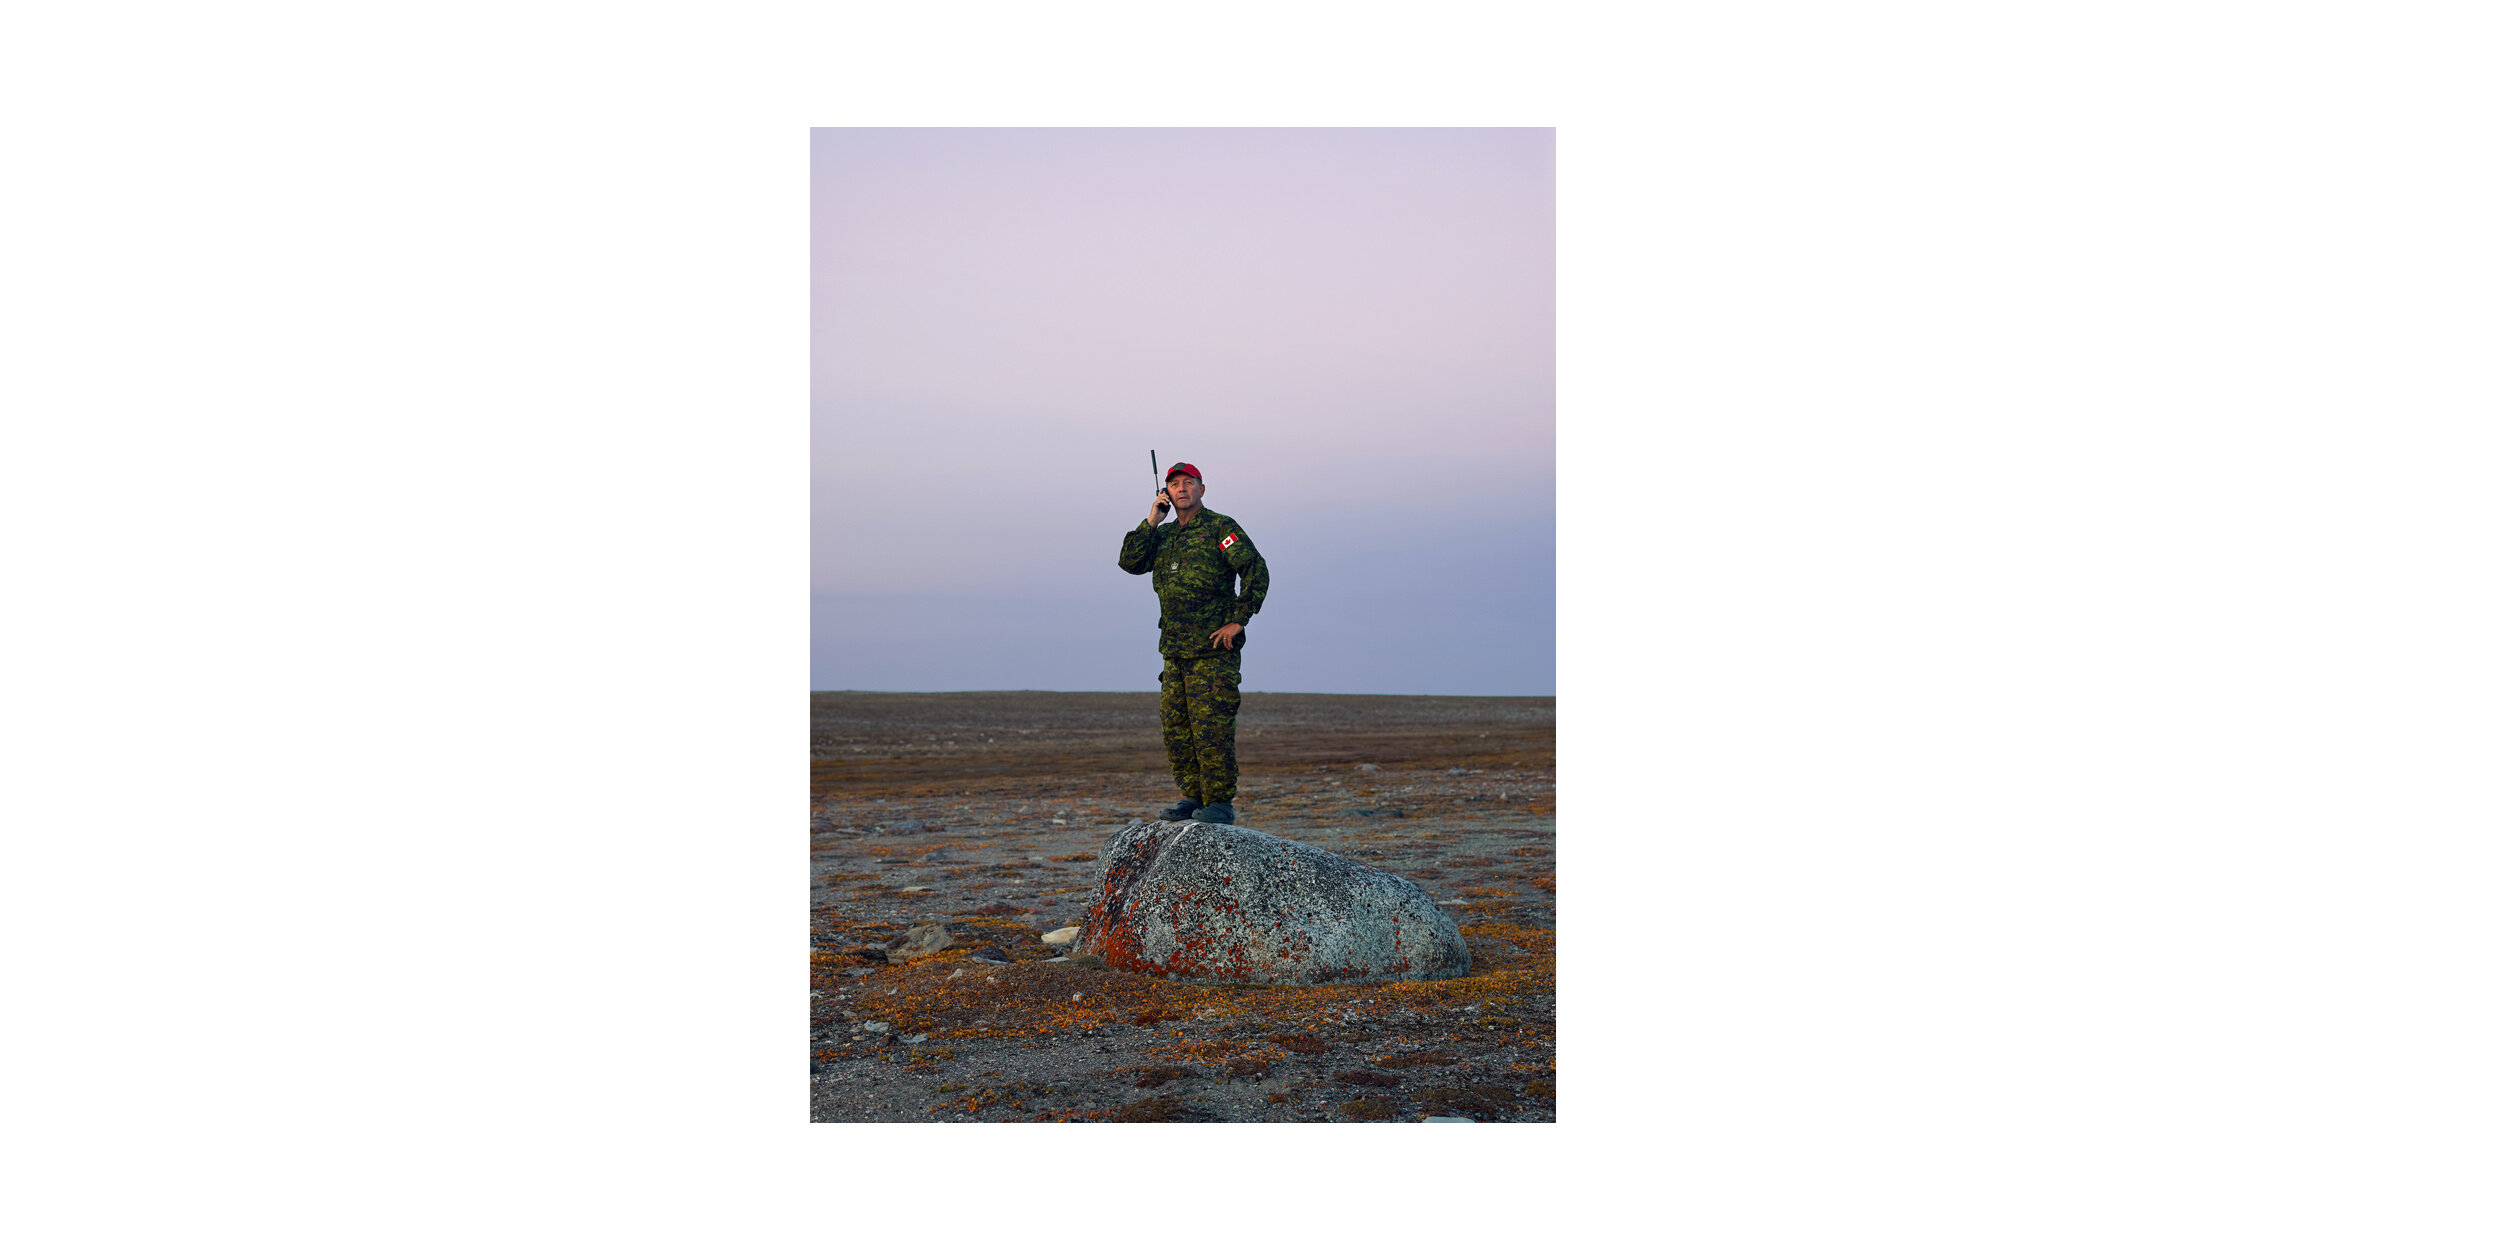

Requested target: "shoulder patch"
[{"left": 1220, "top": 532, "right": 1238, "bottom": 550}]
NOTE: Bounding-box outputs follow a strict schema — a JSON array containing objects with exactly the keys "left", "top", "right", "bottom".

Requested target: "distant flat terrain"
[
  {"left": 809, "top": 690, "right": 1559, "bottom": 1124},
  {"left": 811, "top": 690, "right": 1555, "bottom": 793}
]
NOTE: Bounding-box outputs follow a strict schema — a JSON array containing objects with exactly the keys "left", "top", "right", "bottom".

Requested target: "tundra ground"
[{"left": 811, "top": 691, "right": 1557, "bottom": 1123}]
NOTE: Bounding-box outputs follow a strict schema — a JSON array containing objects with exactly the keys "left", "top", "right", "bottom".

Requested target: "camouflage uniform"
[{"left": 1117, "top": 507, "right": 1270, "bottom": 804}]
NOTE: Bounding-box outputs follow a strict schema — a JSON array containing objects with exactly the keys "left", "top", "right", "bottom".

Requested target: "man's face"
[{"left": 1166, "top": 473, "right": 1204, "bottom": 510}]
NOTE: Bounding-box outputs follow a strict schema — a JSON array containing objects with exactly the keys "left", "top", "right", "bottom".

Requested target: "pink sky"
[{"left": 813, "top": 128, "right": 1553, "bottom": 693}]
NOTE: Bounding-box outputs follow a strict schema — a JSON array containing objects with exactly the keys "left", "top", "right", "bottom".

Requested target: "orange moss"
[
  {"left": 817, "top": 912, "right": 1557, "bottom": 1115},
  {"left": 1111, "top": 1096, "right": 1182, "bottom": 1122},
  {"left": 1153, "top": 1038, "right": 1248, "bottom": 1064}
]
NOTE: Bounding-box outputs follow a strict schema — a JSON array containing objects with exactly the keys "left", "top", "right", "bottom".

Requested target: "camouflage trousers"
[{"left": 1159, "top": 651, "right": 1242, "bottom": 804}]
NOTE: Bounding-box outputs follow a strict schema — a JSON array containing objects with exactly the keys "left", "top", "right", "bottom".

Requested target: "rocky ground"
[{"left": 811, "top": 690, "right": 1557, "bottom": 1123}]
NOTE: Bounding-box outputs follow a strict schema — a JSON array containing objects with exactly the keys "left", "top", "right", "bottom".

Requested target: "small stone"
[
  {"left": 899, "top": 885, "right": 940, "bottom": 894},
  {"left": 973, "top": 946, "right": 1010, "bottom": 962},
  {"left": 1421, "top": 1116, "right": 1472, "bottom": 1123},
  {"left": 1356, "top": 763, "right": 1380, "bottom": 772},
  {"left": 887, "top": 922, "right": 955, "bottom": 961},
  {"left": 859, "top": 1021, "right": 890, "bottom": 1033},
  {"left": 843, "top": 969, "right": 875, "bottom": 977},
  {"left": 1041, "top": 926, "right": 1080, "bottom": 947},
  {"left": 902, "top": 1033, "right": 928, "bottom": 1044},
  {"left": 1041, "top": 957, "right": 1068, "bottom": 963}
]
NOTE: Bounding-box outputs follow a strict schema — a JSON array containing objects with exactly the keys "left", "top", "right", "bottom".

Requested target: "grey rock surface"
[
  {"left": 1075, "top": 819, "right": 1469, "bottom": 986},
  {"left": 889, "top": 922, "right": 954, "bottom": 960}
]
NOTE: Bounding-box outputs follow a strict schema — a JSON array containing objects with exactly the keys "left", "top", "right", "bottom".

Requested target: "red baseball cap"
[{"left": 1165, "top": 462, "right": 1203, "bottom": 482}]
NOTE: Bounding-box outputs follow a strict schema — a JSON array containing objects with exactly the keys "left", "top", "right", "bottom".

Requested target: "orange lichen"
[
  {"left": 1153, "top": 1038, "right": 1248, "bottom": 1064},
  {"left": 814, "top": 897, "right": 1556, "bottom": 1125},
  {"left": 1111, "top": 1096, "right": 1183, "bottom": 1122},
  {"left": 813, "top": 915, "right": 1554, "bottom": 1052},
  {"left": 1373, "top": 1049, "right": 1458, "bottom": 1069}
]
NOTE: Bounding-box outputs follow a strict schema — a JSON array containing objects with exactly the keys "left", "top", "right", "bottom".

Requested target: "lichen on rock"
[{"left": 1074, "top": 819, "right": 1470, "bottom": 986}]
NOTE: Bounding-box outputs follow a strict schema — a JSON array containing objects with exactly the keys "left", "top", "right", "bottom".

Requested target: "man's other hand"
[{"left": 1210, "top": 623, "right": 1243, "bottom": 649}]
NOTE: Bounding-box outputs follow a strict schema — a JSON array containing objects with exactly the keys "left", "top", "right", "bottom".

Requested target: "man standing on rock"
[{"left": 1118, "top": 461, "right": 1269, "bottom": 825}]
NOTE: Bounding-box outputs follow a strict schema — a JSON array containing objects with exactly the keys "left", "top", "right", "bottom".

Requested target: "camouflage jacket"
[{"left": 1118, "top": 508, "right": 1270, "bottom": 658}]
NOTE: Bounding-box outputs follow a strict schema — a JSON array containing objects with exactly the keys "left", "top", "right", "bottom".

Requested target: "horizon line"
[{"left": 809, "top": 688, "right": 1555, "bottom": 698}]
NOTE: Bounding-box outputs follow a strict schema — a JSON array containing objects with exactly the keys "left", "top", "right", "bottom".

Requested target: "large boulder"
[{"left": 1075, "top": 819, "right": 1469, "bottom": 986}]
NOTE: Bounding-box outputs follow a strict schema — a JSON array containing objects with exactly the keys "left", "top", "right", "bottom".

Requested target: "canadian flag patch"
[{"left": 1220, "top": 532, "right": 1238, "bottom": 550}]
